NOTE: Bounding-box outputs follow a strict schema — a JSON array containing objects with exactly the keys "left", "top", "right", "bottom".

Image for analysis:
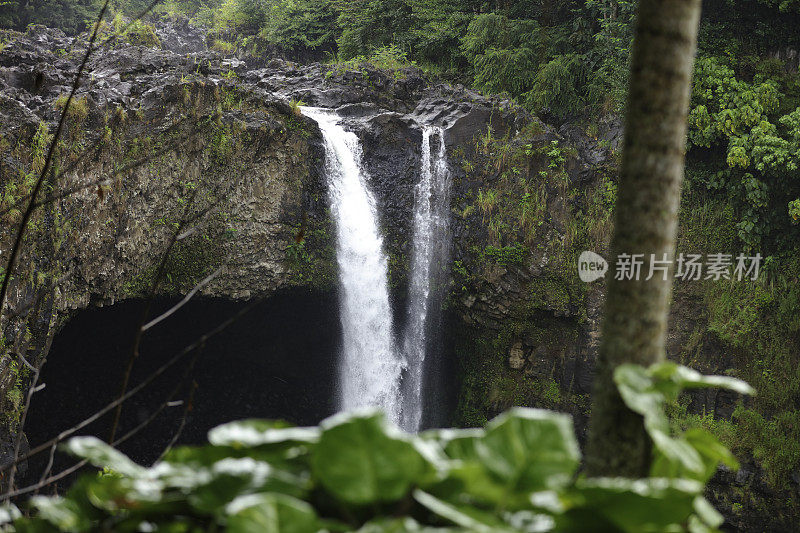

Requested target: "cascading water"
[
  {"left": 400, "top": 126, "right": 451, "bottom": 431},
  {"left": 301, "top": 107, "right": 405, "bottom": 426}
]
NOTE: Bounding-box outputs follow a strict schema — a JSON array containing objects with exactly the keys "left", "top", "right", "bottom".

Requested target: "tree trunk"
[{"left": 585, "top": 0, "right": 702, "bottom": 477}]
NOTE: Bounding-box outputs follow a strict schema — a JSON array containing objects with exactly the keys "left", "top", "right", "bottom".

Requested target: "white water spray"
[
  {"left": 400, "top": 126, "right": 450, "bottom": 431},
  {"left": 301, "top": 107, "right": 405, "bottom": 425}
]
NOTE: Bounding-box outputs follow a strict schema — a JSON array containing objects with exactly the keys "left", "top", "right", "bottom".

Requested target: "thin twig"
[
  {"left": 2, "top": 460, "right": 88, "bottom": 500},
  {"left": 158, "top": 381, "right": 197, "bottom": 462},
  {"left": 8, "top": 325, "right": 204, "bottom": 499},
  {"left": 158, "top": 344, "right": 202, "bottom": 463},
  {"left": 5, "top": 308, "right": 57, "bottom": 499},
  {"left": 34, "top": 443, "right": 58, "bottom": 494},
  {"left": 142, "top": 268, "right": 222, "bottom": 332}
]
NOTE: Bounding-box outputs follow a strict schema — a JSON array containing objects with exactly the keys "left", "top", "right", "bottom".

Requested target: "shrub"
[
  {"left": 111, "top": 14, "right": 160, "bottom": 47},
  {"left": 461, "top": 14, "right": 539, "bottom": 96},
  {"left": 367, "top": 43, "right": 413, "bottom": 70},
  {"left": 124, "top": 19, "right": 160, "bottom": 47},
  {"left": 210, "top": 38, "right": 235, "bottom": 53},
  {"left": 288, "top": 97, "right": 305, "bottom": 116}
]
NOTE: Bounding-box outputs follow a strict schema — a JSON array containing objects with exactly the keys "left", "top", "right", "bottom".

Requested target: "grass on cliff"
[
  {"left": 674, "top": 191, "right": 800, "bottom": 491},
  {"left": 452, "top": 113, "right": 800, "bottom": 501}
]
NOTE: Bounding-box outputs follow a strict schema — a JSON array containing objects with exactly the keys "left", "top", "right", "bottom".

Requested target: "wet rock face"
[
  {"left": 0, "top": 24, "right": 335, "bottom": 460},
  {"left": 412, "top": 90, "right": 527, "bottom": 147},
  {"left": 350, "top": 112, "right": 421, "bottom": 266},
  {"left": 0, "top": 25, "right": 534, "bottom": 345},
  {"left": 0, "top": 21, "right": 543, "bottom": 424},
  {"left": 152, "top": 17, "right": 207, "bottom": 55},
  {"left": 241, "top": 62, "right": 426, "bottom": 111}
]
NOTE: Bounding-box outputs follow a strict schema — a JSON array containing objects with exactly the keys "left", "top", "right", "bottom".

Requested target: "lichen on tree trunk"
[{"left": 585, "top": 0, "right": 702, "bottom": 477}]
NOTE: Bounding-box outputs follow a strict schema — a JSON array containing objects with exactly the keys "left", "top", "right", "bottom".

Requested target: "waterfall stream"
[
  {"left": 302, "top": 107, "right": 405, "bottom": 426},
  {"left": 400, "top": 126, "right": 450, "bottom": 431},
  {"left": 302, "top": 108, "right": 450, "bottom": 431}
]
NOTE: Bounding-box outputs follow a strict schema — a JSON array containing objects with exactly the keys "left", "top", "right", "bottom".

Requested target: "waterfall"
[
  {"left": 301, "top": 107, "right": 405, "bottom": 426},
  {"left": 301, "top": 107, "right": 450, "bottom": 432},
  {"left": 400, "top": 126, "right": 450, "bottom": 431}
]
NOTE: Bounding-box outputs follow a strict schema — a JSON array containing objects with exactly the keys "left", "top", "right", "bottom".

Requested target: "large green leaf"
[
  {"left": 614, "top": 363, "right": 751, "bottom": 480},
  {"left": 208, "top": 419, "right": 319, "bottom": 448},
  {"left": 28, "top": 497, "right": 94, "bottom": 532},
  {"left": 84, "top": 474, "right": 164, "bottom": 512},
  {"left": 0, "top": 504, "right": 20, "bottom": 525},
  {"left": 421, "top": 428, "right": 483, "bottom": 463},
  {"left": 161, "top": 445, "right": 249, "bottom": 469},
  {"left": 557, "top": 478, "right": 703, "bottom": 532},
  {"left": 475, "top": 408, "right": 580, "bottom": 493},
  {"left": 420, "top": 428, "right": 513, "bottom": 506},
  {"left": 356, "top": 517, "right": 463, "bottom": 532},
  {"left": 61, "top": 437, "right": 144, "bottom": 477},
  {"left": 159, "top": 444, "right": 310, "bottom": 488},
  {"left": 13, "top": 401, "right": 733, "bottom": 531},
  {"left": 691, "top": 495, "right": 724, "bottom": 531},
  {"left": 651, "top": 428, "right": 739, "bottom": 483},
  {"left": 8, "top": 517, "right": 62, "bottom": 532},
  {"left": 310, "top": 410, "right": 435, "bottom": 504},
  {"left": 413, "top": 490, "right": 515, "bottom": 532},
  {"left": 188, "top": 458, "right": 308, "bottom": 513},
  {"left": 648, "top": 362, "right": 754, "bottom": 400},
  {"left": 225, "top": 493, "right": 319, "bottom": 533}
]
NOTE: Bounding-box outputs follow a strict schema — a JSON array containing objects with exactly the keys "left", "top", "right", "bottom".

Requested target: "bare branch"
[{"left": 142, "top": 268, "right": 223, "bottom": 333}]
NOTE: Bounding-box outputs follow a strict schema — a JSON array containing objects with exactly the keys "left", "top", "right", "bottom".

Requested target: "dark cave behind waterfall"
[
  {"left": 23, "top": 290, "right": 341, "bottom": 480},
  {"left": 22, "top": 288, "right": 459, "bottom": 484}
]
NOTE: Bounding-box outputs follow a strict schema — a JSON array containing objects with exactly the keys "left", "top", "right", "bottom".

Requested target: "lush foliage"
[
  {"left": 1, "top": 364, "right": 751, "bottom": 532},
  {"left": 0, "top": 0, "right": 104, "bottom": 34},
  {"left": 687, "top": 56, "right": 800, "bottom": 250},
  {"left": 208, "top": 0, "right": 338, "bottom": 56}
]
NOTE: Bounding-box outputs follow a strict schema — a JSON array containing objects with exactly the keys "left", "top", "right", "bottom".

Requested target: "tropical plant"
[
  {"left": 0, "top": 363, "right": 751, "bottom": 532},
  {"left": 686, "top": 56, "right": 800, "bottom": 249}
]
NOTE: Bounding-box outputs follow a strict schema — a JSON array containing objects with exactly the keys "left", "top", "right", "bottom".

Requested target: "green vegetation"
[
  {"left": 0, "top": 0, "right": 104, "bottom": 35},
  {"left": 455, "top": 124, "right": 578, "bottom": 253},
  {"left": 0, "top": 121, "right": 52, "bottom": 225},
  {"left": 0, "top": 364, "right": 750, "bottom": 532},
  {"left": 452, "top": 307, "right": 585, "bottom": 430},
  {"left": 122, "top": 230, "right": 224, "bottom": 296},
  {"left": 53, "top": 95, "right": 89, "bottom": 124},
  {"left": 483, "top": 243, "right": 526, "bottom": 266},
  {"left": 687, "top": 56, "right": 800, "bottom": 250},
  {"left": 288, "top": 97, "right": 305, "bottom": 116},
  {"left": 285, "top": 223, "right": 336, "bottom": 289},
  {"left": 112, "top": 14, "right": 160, "bottom": 46},
  {"left": 669, "top": 191, "right": 800, "bottom": 494},
  {"left": 0, "top": 1, "right": 642, "bottom": 115}
]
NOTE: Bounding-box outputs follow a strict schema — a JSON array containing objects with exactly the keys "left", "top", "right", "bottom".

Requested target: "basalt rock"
[{"left": 0, "top": 27, "right": 332, "bottom": 483}]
